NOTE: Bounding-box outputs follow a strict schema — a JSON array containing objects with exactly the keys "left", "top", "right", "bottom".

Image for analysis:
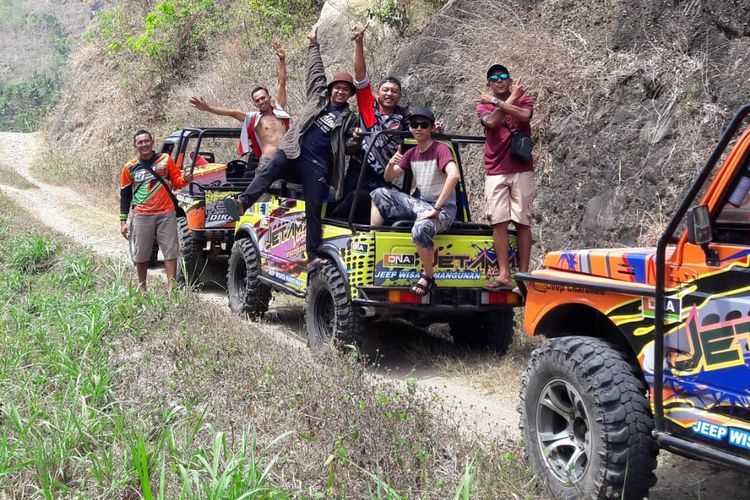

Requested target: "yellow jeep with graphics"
[{"left": 227, "top": 131, "right": 523, "bottom": 351}]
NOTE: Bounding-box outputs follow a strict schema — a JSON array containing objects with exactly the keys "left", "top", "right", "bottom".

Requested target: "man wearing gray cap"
[
  {"left": 476, "top": 63, "right": 534, "bottom": 290},
  {"left": 370, "top": 107, "right": 459, "bottom": 296}
]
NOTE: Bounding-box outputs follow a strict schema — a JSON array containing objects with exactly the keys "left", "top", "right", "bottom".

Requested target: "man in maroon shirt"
[
  {"left": 476, "top": 63, "right": 533, "bottom": 289},
  {"left": 371, "top": 107, "right": 459, "bottom": 296}
]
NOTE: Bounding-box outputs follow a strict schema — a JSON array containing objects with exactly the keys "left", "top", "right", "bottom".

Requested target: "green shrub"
[
  {"left": 368, "top": 0, "right": 410, "bottom": 36},
  {"left": 241, "top": 0, "right": 318, "bottom": 42},
  {"left": 126, "top": 0, "right": 227, "bottom": 68}
]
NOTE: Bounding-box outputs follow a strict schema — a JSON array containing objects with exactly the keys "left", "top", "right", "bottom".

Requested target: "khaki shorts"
[
  {"left": 485, "top": 171, "right": 534, "bottom": 226},
  {"left": 130, "top": 212, "right": 179, "bottom": 263}
]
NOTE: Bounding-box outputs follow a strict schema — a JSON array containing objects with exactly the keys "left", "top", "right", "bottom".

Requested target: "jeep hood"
[{"left": 544, "top": 248, "right": 658, "bottom": 285}]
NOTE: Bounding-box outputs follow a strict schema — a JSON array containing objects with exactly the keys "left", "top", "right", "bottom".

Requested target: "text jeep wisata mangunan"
[
  {"left": 516, "top": 104, "right": 750, "bottom": 499},
  {"left": 227, "top": 131, "right": 523, "bottom": 352}
]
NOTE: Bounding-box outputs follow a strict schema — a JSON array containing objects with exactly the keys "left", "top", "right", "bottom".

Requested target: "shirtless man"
[{"left": 189, "top": 43, "right": 291, "bottom": 169}]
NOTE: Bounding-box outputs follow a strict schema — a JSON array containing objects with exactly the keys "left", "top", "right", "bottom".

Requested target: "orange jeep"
[
  {"left": 159, "top": 128, "right": 255, "bottom": 284},
  {"left": 517, "top": 104, "right": 750, "bottom": 499}
]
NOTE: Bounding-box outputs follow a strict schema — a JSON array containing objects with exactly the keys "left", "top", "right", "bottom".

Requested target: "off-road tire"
[
  {"left": 176, "top": 216, "right": 206, "bottom": 286},
  {"left": 519, "top": 336, "right": 658, "bottom": 500},
  {"left": 227, "top": 237, "right": 271, "bottom": 318},
  {"left": 305, "top": 262, "right": 359, "bottom": 350},
  {"left": 449, "top": 310, "right": 515, "bottom": 354}
]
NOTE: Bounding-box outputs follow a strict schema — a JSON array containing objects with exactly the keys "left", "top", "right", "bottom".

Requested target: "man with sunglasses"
[
  {"left": 476, "top": 63, "right": 533, "bottom": 290},
  {"left": 370, "top": 107, "right": 459, "bottom": 296},
  {"left": 189, "top": 42, "right": 290, "bottom": 171}
]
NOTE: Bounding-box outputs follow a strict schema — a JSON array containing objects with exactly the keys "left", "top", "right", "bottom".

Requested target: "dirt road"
[{"left": 1, "top": 131, "right": 747, "bottom": 499}]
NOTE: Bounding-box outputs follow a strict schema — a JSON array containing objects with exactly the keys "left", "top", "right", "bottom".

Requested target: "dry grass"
[
  {"left": 0, "top": 191, "right": 539, "bottom": 497},
  {"left": 113, "top": 288, "right": 540, "bottom": 497},
  {"left": 433, "top": 327, "right": 544, "bottom": 401},
  {"left": 0, "top": 160, "right": 37, "bottom": 189}
]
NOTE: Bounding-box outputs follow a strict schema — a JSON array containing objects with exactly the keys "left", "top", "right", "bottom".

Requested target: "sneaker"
[{"left": 223, "top": 197, "right": 244, "bottom": 221}]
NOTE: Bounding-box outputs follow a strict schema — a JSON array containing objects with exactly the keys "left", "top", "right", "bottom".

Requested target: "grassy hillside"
[
  {"left": 44, "top": 0, "right": 438, "bottom": 198},
  {"left": 0, "top": 191, "right": 537, "bottom": 497},
  {"left": 0, "top": 0, "right": 93, "bottom": 131}
]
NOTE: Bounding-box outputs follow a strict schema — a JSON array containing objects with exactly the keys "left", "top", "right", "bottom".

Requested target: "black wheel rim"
[
  {"left": 535, "top": 378, "right": 591, "bottom": 484},
  {"left": 314, "top": 288, "right": 335, "bottom": 341}
]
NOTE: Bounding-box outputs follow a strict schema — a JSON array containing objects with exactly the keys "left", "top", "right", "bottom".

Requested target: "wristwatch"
[{"left": 491, "top": 97, "right": 500, "bottom": 106}]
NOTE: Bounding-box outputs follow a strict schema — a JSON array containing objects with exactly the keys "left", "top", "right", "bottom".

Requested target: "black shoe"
[{"left": 224, "top": 197, "right": 244, "bottom": 221}]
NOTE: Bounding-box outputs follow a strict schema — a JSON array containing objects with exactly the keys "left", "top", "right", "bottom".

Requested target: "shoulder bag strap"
[{"left": 139, "top": 155, "right": 185, "bottom": 217}]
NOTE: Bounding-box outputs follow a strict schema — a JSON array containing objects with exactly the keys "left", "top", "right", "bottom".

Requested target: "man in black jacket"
[{"left": 225, "top": 25, "right": 358, "bottom": 268}]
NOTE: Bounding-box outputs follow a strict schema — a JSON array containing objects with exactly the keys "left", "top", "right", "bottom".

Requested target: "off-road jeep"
[
  {"left": 159, "top": 128, "right": 255, "bottom": 284},
  {"left": 227, "top": 131, "right": 523, "bottom": 351},
  {"left": 517, "top": 104, "right": 750, "bottom": 499}
]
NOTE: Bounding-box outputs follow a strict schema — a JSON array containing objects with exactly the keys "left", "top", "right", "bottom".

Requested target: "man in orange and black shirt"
[{"left": 120, "top": 129, "right": 192, "bottom": 291}]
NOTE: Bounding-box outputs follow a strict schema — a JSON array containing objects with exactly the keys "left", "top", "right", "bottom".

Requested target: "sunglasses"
[
  {"left": 488, "top": 73, "right": 510, "bottom": 82},
  {"left": 409, "top": 120, "right": 432, "bottom": 129}
]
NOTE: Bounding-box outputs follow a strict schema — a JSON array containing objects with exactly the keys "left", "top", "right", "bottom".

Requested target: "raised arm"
[
  {"left": 352, "top": 22, "right": 368, "bottom": 81},
  {"left": 305, "top": 25, "right": 328, "bottom": 101},
  {"left": 383, "top": 150, "right": 405, "bottom": 183},
  {"left": 272, "top": 42, "right": 288, "bottom": 110},
  {"left": 189, "top": 96, "right": 245, "bottom": 122}
]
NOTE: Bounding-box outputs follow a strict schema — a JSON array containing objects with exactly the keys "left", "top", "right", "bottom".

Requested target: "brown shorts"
[
  {"left": 485, "top": 171, "right": 534, "bottom": 226},
  {"left": 130, "top": 212, "right": 179, "bottom": 263}
]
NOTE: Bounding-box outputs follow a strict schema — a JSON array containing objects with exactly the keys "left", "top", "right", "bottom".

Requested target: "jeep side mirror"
[{"left": 687, "top": 205, "right": 712, "bottom": 245}]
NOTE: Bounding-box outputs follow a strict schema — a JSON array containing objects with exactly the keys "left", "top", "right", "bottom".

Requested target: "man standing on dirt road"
[
  {"left": 120, "top": 129, "right": 192, "bottom": 292},
  {"left": 475, "top": 63, "right": 533, "bottom": 290},
  {"left": 189, "top": 43, "right": 291, "bottom": 170},
  {"left": 224, "top": 25, "right": 359, "bottom": 269}
]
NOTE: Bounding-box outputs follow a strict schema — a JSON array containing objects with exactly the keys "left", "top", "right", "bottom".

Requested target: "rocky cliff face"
[
  {"left": 382, "top": 0, "right": 750, "bottom": 255},
  {"left": 48, "top": 0, "right": 750, "bottom": 258}
]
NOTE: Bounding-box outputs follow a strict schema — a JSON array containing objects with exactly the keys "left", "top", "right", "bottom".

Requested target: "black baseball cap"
[
  {"left": 486, "top": 63, "right": 510, "bottom": 79},
  {"left": 406, "top": 106, "right": 435, "bottom": 124}
]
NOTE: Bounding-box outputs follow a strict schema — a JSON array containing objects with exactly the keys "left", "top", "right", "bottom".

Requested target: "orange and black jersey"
[{"left": 119, "top": 152, "right": 188, "bottom": 220}]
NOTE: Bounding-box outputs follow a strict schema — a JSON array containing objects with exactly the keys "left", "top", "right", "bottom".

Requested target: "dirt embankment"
[{"left": 389, "top": 0, "right": 750, "bottom": 255}]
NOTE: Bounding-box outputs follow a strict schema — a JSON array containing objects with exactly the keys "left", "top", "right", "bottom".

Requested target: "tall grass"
[
  {"left": 0, "top": 213, "right": 291, "bottom": 498},
  {"left": 0, "top": 199, "right": 538, "bottom": 497}
]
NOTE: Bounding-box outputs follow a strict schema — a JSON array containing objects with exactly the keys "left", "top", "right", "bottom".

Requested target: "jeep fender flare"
[
  {"left": 234, "top": 222, "right": 260, "bottom": 250},
  {"left": 317, "top": 243, "right": 350, "bottom": 296},
  {"left": 531, "top": 301, "right": 639, "bottom": 364},
  {"left": 232, "top": 227, "right": 350, "bottom": 295}
]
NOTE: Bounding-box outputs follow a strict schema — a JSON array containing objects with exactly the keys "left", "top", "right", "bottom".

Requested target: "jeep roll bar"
[
  {"left": 177, "top": 128, "right": 242, "bottom": 195},
  {"left": 349, "top": 129, "right": 485, "bottom": 230},
  {"left": 654, "top": 104, "right": 750, "bottom": 465}
]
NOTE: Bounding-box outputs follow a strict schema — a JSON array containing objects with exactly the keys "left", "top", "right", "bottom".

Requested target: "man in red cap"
[{"left": 225, "top": 24, "right": 359, "bottom": 268}]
